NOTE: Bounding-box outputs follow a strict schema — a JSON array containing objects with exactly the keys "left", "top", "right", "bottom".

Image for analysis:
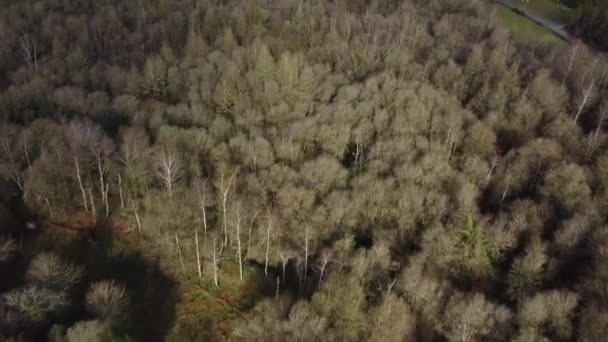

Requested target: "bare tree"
[
  {"left": 90, "top": 135, "right": 114, "bottom": 217},
  {"left": 175, "top": 233, "right": 185, "bottom": 274},
  {"left": 562, "top": 42, "right": 579, "bottom": 88},
  {"left": 484, "top": 153, "right": 498, "bottom": 189},
  {"left": 317, "top": 248, "right": 334, "bottom": 289},
  {"left": 208, "top": 235, "right": 224, "bottom": 288},
  {"left": 130, "top": 199, "right": 142, "bottom": 233},
  {"left": 117, "top": 174, "right": 124, "bottom": 209},
  {"left": 66, "top": 121, "right": 101, "bottom": 213},
  {"left": 156, "top": 150, "right": 181, "bottom": 197},
  {"left": 234, "top": 202, "right": 244, "bottom": 281},
  {"left": 194, "top": 178, "right": 214, "bottom": 236},
  {"left": 216, "top": 170, "right": 237, "bottom": 246},
  {"left": 85, "top": 280, "right": 129, "bottom": 325},
  {"left": 195, "top": 225, "right": 202, "bottom": 278}
]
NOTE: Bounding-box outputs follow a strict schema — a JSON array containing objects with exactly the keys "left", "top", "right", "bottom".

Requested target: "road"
[{"left": 496, "top": 0, "right": 576, "bottom": 43}]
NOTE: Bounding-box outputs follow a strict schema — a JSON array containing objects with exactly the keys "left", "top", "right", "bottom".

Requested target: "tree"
[
  {"left": 369, "top": 293, "right": 416, "bottom": 342},
  {"left": 443, "top": 292, "right": 512, "bottom": 342},
  {"left": 85, "top": 280, "right": 129, "bottom": 326},
  {"left": 540, "top": 162, "right": 591, "bottom": 217},
  {"left": 215, "top": 170, "right": 237, "bottom": 247},
  {"left": 462, "top": 121, "right": 496, "bottom": 161},
  {"left": 311, "top": 273, "right": 365, "bottom": 342},
  {"left": 25, "top": 252, "right": 83, "bottom": 291},
  {"left": 155, "top": 149, "right": 181, "bottom": 197},
  {"left": 507, "top": 236, "right": 548, "bottom": 301},
  {"left": 0, "top": 238, "right": 16, "bottom": 263},
  {"left": 118, "top": 126, "right": 150, "bottom": 200},
  {"left": 515, "top": 290, "right": 578, "bottom": 341},
  {"left": 573, "top": 78, "right": 596, "bottom": 125},
  {"left": 3, "top": 287, "right": 69, "bottom": 325}
]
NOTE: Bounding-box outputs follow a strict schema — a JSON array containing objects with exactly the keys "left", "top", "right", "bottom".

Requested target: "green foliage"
[
  {"left": 0, "top": 0, "right": 607, "bottom": 340},
  {"left": 507, "top": 238, "right": 548, "bottom": 301},
  {"left": 65, "top": 320, "right": 131, "bottom": 342},
  {"left": 460, "top": 213, "right": 495, "bottom": 280},
  {"left": 3, "top": 287, "right": 69, "bottom": 323},
  {"left": 48, "top": 324, "right": 66, "bottom": 342},
  {"left": 311, "top": 274, "right": 365, "bottom": 342}
]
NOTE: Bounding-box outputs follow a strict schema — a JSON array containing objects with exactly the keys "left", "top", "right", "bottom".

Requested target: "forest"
[
  {"left": 1, "top": 0, "right": 608, "bottom": 341},
  {"left": 573, "top": 0, "right": 608, "bottom": 49}
]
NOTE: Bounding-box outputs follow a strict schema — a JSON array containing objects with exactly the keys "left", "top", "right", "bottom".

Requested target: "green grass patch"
[
  {"left": 168, "top": 259, "right": 272, "bottom": 341},
  {"left": 496, "top": 5, "right": 567, "bottom": 47},
  {"left": 505, "top": 0, "right": 575, "bottom": 24}
]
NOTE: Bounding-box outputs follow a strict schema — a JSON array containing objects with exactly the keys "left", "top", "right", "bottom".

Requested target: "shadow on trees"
[{"left": 11, "top": 223, "right": 178, "bottom": 342}]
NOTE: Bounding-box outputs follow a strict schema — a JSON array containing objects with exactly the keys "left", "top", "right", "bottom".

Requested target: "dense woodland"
[
  {"left": 2, "top": 0, "right": 608, "bottom": 341},
  {"left": 574, "top": 0, "right": 608, "bottom": 49}
]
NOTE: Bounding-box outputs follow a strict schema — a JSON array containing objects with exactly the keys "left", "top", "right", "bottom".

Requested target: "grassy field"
[
  {"left": 496, "top": 5, "right": 567, "bottom": 47},
  {"left": 504, "top": 0, "right": 575, "bottom": 24}
]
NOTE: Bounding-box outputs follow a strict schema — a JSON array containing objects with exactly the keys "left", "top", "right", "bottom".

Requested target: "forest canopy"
[{"left": 1, "top": 0, "right": 608, "bottom": 341}]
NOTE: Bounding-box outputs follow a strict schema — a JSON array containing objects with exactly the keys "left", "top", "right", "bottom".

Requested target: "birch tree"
[
  {"left": 215, "top": 170, "right": 237, "bottom": 246},
  {"left": 66, "top": 121, "right": 98, "bottom": 212},
  {"left": 194, "top": 178, "right": 214, "bottom": 236},
  {"left": 155, "top": 150, "right": 181, "bottom": 197},
  {"left": 90, "top": 134, "right": 114, "bottom": 217},
  {"left": 562, "top": 42, "right": 579, "bottom": 88},
  {"left": 573, "top": 78, "right": 596, "bottom": 125},
  {"left": 234, "top": 201, "right": 244, "bottom": 281}
]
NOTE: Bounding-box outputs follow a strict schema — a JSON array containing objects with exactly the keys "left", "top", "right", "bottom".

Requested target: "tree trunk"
[
  {"left": 574, "top": 80, "right": 595, "bottom": 125},
  {"left": 118, "top": 174, "right": 125, "bottom": 209},
  {"left": 304, "top": 226, "right": 309, "bottom": 281},
  {"left": 175, "top": 233, "right": 184, "bottom": 274},
  {"left": 134, "top": 207, "right": 142, "bottom": 233},
  {"left": 195, "top": 227, "right": 202, "bottom": 278},
  {"left": 562, "top": 43, "right": 579, "bottom": 88},
  {"left": 265, "top": 217, "right": 272, "bottom": 277},
  {"left": 44, "top": 197, "right": 55, "bottom": 222},
  {"left": 281, "top": 255, "right": 287, "bottom": 284},
  {"left": 88, "top": 187, "right": 96, "bottom": 221},
  {"left": 318, "top": 258, "right": 328, "bottom": 289},
  {"left": 222, "top": 195, "right": 228, "bottom": 246},
  {"left": 247, "top": 212, "right": 257, "bottom": 254},
  {"left": 501, "top": 174, "right": 510, "bottom": 203},
  {"left": 484, "top": 155, "right": 497, "bottom": 189},
  {"left": 104, "top": 183, "right": 110, "bottom": 217},
  {"left": 236, "top": 207, "right": 243, "bottom": 281},
  {"left": 201, "top": 203, "right": 208, "bottom": 236},
  {"left": 213, "top": 239, "right": 219, "bottom": 287},
  {"left": 74, "top": 157, "right": 88, "bottom": 212},
  {"left": 97, "top": 155, "right": 107, "bottom": 217}
]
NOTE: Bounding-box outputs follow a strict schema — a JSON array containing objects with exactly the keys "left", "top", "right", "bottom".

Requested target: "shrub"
[
  {"left": 85, "top": 280, "right": 129, "bottom": 326},
  {"left": 25, "top": 252, "right": 84, "bottom": 290},
  {"left": 3, "top": 287, "right": 69, "bottom": 323},
  {"left": 0, "top": 238, "right": 17, "bottom": 263}
]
